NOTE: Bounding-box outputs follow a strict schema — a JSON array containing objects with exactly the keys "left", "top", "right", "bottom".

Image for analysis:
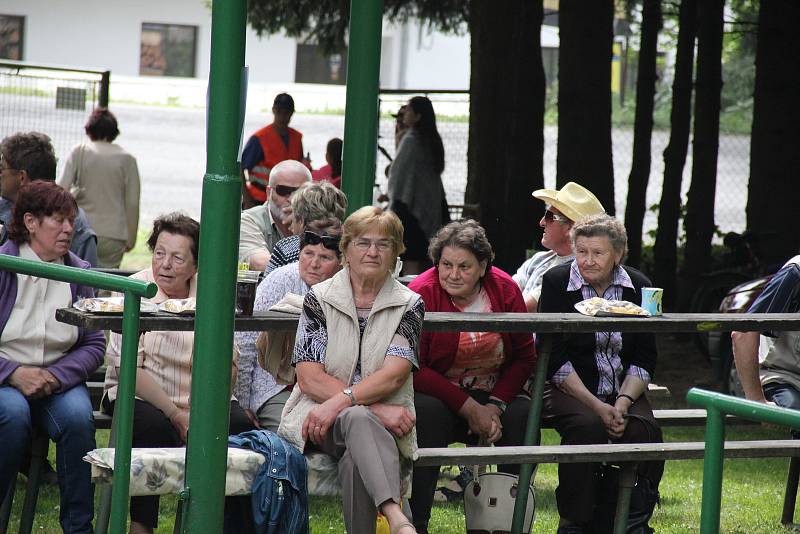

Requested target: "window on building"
[
  {"left": 140, "top": 23, "right": 197, "bottom": 77},
  {"left": 295, "top": 44, "right": 347, "bottom": 85},
  {"left": 0, "top": 15, "right": 24, "bottom": 60}
]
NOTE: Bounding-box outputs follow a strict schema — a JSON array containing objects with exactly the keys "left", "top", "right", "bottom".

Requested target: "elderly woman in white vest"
[{"left": 279, "top": 206, "right": 424, "bottom": 534}]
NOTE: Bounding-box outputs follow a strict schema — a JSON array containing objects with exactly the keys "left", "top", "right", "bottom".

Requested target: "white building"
[{"left": 0, "top": 0, "right": 558, "bottom": 109}]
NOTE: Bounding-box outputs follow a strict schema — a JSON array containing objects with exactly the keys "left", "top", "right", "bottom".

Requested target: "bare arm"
[
  {"left": 523, "top": 293, "right": 538, "bottom": 313},
  {"left": 120, "top": 366, "right": 181, "bottom": 419},
  {"left": 246, "top": 251, "right": 270, "bottom": 272},
  {"left": 731, "top": 330, "right": 767, "bottom": 402},
  {"left": 295, "top": 362, "right": 349, "bottom": 403},
  {"left": 559, "top": 371, "right": 609, "bottom": 414}
]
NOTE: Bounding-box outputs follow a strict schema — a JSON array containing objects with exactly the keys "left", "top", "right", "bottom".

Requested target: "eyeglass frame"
[
  {"left": 543, "top": 206, "right": 572, "bottom": 224},
  {"left": 352, "top": 237, "right": 393, "bottom": 252},
  {"left": 272, "top": 184, "right": 300, "bottom": 198},
  {"left": 302, "top": 230, "right": 341, "bottom": 254}
]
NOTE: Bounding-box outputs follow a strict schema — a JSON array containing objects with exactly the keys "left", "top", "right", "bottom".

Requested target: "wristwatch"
[
  {"left": 486, "top": 398, "right": 508, "bottom": 414},
  {"left": 343, "top": 388, "right": 357, "bottom": 406}
]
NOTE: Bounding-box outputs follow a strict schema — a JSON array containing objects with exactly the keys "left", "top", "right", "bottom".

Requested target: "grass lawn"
[{"left": 4, "top": 426, "right": 796, "bottom": 533}]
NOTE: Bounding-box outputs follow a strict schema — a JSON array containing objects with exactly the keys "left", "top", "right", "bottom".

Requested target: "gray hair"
[
  {"left": 290, "top": 181, "right": 348, "bottom": 225},
  {"left": 571, "top": 213, "right": 628, "bottom": 261},
  {"left": 428, "top": 219, "right": 495, "bottom": 267},
  {"left": 268, "top": 159, "right": 311, "bottom": 186}
]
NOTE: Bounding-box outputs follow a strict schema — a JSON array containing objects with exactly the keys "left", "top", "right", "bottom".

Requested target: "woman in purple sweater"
[{"left": 0, "top": 181, "right": 105, "bottom": 534}]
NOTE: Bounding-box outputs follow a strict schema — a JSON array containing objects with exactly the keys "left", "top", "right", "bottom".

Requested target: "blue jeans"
[
  {"left": 0, "top": 384, "right": 96, "bottom": 534},
  {"left": 763, "top": 381, "right": 800, "bottom": 439}
]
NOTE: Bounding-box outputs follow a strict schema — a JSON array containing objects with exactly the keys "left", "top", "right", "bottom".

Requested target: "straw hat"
[{"left": 532, "top": 182, "right": 605, "bottom": 222}]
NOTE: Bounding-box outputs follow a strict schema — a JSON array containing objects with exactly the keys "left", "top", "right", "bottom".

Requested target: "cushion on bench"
[{"left": 83, "top": 448, "right": 342, "bottom": 497}]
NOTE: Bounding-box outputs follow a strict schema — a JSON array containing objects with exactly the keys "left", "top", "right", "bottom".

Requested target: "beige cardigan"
[
  {"left": 59, "top": 140, "right": 140, "bottom": 246},
  {"left": 279, "top": 268, "right": 420, "bottom": 461}
]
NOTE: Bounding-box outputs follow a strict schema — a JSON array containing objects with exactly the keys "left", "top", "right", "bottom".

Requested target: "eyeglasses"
[
  {"left": 543, "top": 210, "right": 571, "bottom": 224},
  {"left": 273, "top": 184, "right": 300, "bottom": 197},
  {"left": 303, "top": 231, "right": 341, "bottom": 252},
  {"left": 353, "top": 238, "right": 392, "bottom": 252}
]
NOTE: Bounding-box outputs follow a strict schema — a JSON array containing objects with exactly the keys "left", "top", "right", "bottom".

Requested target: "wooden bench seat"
[{"left": 415, "top": 440, "right": 800, "bottom": 467}]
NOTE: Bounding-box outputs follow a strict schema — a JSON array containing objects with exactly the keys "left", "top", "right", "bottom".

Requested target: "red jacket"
[
  {"left": 409, "top": 266, "right": 537, "bottom": 412},
  {"left": 247, "top": 125, "right": 305, "bottom": 201}
]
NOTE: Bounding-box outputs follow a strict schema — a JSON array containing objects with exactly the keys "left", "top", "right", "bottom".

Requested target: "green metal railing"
[
  {"left": 687, "top": 388, "right": 800, "bottom": 533},
  {"left": 0, "top": 254, "right": 156, "bottom": 534}
]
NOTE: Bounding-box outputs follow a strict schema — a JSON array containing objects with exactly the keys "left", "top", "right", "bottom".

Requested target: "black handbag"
[{"left": 589, "top": 414, "right": 660, "bottom": 534}]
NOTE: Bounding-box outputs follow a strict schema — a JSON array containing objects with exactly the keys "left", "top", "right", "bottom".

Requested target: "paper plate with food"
[
  {"left": 159, "top": 297, "right": 196, "bottom": 315},
  {"left": 574, "top": 297, "right": 651, "bottom": 317},
  {"left": 74, "top": 297, "right": 158, "bottom": 314}
]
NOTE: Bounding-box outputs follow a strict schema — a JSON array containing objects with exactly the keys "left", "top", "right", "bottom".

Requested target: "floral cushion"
[{"left": 84, "top": 448, "right": 342, "bottom": 497}]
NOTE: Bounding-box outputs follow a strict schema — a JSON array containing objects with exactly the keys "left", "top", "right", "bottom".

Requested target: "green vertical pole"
[
  {"left": 108, "top": 291, "right": 142, "bottom": 534},
  {"left": 341, "top": 0, "right": 384, "bottom": 214},
  {"left": 699, "top": 405, "right": 725, "bottom": 534},
  {"left": 181, "top": 0, "right": 246, "bottom": 532},
  {"left": 511, "top": 335, "right": 549, "bottom": 533}
]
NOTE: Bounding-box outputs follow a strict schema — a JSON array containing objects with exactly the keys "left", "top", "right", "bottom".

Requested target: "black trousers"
[
  {"left": 107, "top": 398, "right": 254, "bottom": 529},
  {"left": 543, "top": 384, "right": 665, "bottom": 524},
  {"left": 409, "top": 390, "right": 533, "bottom": 531}
]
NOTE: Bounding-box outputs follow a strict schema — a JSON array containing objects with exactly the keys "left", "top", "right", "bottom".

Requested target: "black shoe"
[{"left": 556, "top": 525, "right": 585, "bottom": 534}]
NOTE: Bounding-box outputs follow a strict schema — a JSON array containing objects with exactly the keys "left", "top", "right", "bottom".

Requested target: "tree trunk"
[
  {"left": 464, "top": 0, "right": 545, "bottom": 271},
  {"left": 653, "top": 0, "right": 696, "bottom": 309},
  {"left": 680, "top": 0, "right": 724, "bottom": 309},
  {"left": 556, "top": 0, "right": 615, "bottom": 213},
  {"left": 746, "top": 0, "right": 800, "bottom": 268},
  {"left": 624, "top": 0, "right": 663, "bottom": 269}
]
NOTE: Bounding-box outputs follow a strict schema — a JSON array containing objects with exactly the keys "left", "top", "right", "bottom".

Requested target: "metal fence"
[
  {"left": 0, "top": 60, "right": 109, "bottom": 174},
  {"left": 377, "top": 90, "right": 469, "bottom": 215},
  {"left": 378, "top": 89, "right": 750, "bottom": 239}
]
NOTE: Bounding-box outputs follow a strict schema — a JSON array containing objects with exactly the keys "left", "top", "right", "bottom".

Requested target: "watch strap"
[
  {"left": 343, "top": 388, "right": 357, "bottom": 406},
  {"left": 486, "top": 398, "right": 507, "bottom": 413}
]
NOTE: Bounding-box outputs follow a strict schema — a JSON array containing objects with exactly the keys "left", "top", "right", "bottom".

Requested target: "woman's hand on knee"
[
  {"left": 459, "top": 398, "right": 503, "bottom": 443},
  {"left": 8, "top": 367, "right": 59, "bottom": 399},
  {"left": 303, "top": 395, "right": 348, "bottom": 445},
  {"left": 169, "top": 409, "right": 190, "bottom": 443},
  {"left": 369, "top": 403, "right": 415, "bottom": 438},
  {"left": 595, "top": 403, "right": 624, "bottom": 435}
]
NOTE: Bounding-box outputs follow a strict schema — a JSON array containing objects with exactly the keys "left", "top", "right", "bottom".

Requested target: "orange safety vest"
[{"left": 246, "top": 125, "right": 304, "bottom": 202}]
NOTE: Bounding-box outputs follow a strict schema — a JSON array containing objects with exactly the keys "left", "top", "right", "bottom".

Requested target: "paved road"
[{"left": 1, "top": 100, "right": 749, "bottom": 236}]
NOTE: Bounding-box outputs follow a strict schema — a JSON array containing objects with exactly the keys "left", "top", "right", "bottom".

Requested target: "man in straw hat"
[{"left": 512, "top": 182, "right": 605, "bottom": 312}]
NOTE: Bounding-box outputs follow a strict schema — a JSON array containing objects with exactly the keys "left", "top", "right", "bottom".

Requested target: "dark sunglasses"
[
  {"left": 543, "top": 210, "right": 571, "bottom": 223},
  {"left": 303, "top": 231, "right": 341, "bottom": 253},
  {"left": 273, "top": 184, "right": 300, "bottom": 197}
]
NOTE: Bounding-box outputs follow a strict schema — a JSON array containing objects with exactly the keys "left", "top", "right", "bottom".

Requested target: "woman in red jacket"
[{"left": 407, "top": 219, "right": 537, "bottom": 534}]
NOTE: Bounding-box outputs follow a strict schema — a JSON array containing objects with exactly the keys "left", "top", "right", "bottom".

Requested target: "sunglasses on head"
[
  {"left": 303, "top": 231, "right": 341, "bottom": 252},
  {"left": 543, "top": 209, "right": 571, "bottom": 223},
  {"left": 273, "top": 184, "right": 300, "bottom": 197}
]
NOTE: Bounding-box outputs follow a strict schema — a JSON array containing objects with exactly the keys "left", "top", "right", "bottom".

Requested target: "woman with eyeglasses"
[
  {"left": 388, "top": 95, "right": 449, "bottom": 275},
  {"left": 538, "top": 214, "right": 663, "bottom": 534},
  {"left": 102, "top": 213, "right": 255, "bottom": 534},
  {"left": 0, "top": 181, "right": 105, "bottom": 534},
  {"left": 235, "top": 217, "right": 343, "bottom": 431},
  {"left": 279, "top": 206, "right": 424, "bottom": 534},
  {"left": 407, "top": 219, "right": 537, "bottom": 534}
]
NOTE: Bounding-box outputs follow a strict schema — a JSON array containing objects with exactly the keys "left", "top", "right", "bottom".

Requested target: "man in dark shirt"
[{"left": 732, "top": 256, "right": 800, "bottom": 434}]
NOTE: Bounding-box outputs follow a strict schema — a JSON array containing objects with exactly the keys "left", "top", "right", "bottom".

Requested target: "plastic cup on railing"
[
  {"left": 641, "top": 287, "right": 663, "bottom": 316},
  {"left": 235, "top": 270, "right": 260, "bottom": 315}
]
